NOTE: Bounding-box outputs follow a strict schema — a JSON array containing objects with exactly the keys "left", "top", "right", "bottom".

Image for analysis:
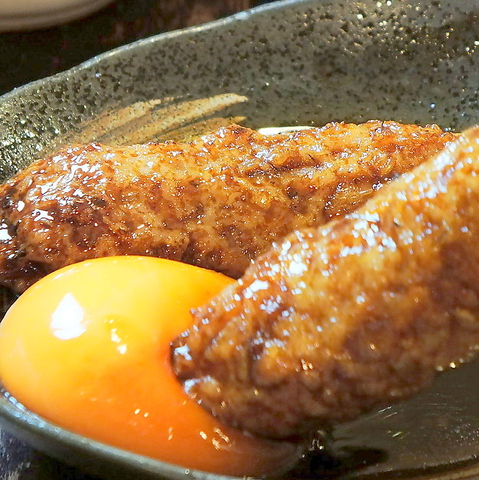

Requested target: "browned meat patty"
[
  {"left": 172, "top": 127, "right": 479, "bottom": 439},
  {"left": 0, "top": 121, "right": 455, "bottom": 293}
]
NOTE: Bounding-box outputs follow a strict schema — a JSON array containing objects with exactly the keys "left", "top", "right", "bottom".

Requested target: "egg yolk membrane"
[{"left": 0, "top": 256, "right": 301, "bottom": 477}]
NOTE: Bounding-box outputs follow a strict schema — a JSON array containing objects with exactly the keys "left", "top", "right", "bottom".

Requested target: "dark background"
[
  {"left": 0, "top": 1, "right": 269, "bottom": 478},
  {"left": 0, "top": 0, "right": 268, "bottom": 95}
]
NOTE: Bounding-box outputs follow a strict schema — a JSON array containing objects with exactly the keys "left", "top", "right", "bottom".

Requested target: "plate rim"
[
  {"left": 0, "top": 0, "right": 316, "bottom": 99},
  {"left": 0, "top": 386, "right": 240, "bottom": 480},
  {"left": 1, "top": 0, "right": 479, "bottom": 478}
]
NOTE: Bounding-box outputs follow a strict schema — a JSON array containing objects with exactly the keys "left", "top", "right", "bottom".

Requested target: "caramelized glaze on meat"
[
  {"left": 0, "top": 121, "right": 455, "bottom": 292},
  {"left": 172, "top": 128, "right": 479, "bottom": 439}
]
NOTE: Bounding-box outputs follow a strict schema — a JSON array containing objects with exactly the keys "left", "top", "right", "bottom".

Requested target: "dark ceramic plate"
[{"left": 1, "top": 0, "right": 479, "bottom": 479}]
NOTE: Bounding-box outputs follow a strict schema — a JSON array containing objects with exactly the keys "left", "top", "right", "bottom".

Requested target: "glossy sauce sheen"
[
  {"left": 172, "top": 128, "right": 479, "bottom": 438},
  {"left": 0, "top": 256, "right": 301, "bottom": 476},
  {"left": 0, "top": 121, "right": 456, "bottom": 292}
]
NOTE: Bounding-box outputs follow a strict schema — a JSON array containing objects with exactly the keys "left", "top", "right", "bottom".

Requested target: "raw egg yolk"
[{"left": 0, "top": 256, "right": 301, "bottom": 477}]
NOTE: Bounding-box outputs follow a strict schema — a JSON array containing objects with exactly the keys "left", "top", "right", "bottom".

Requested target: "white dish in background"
[
  {"left": 0, "top": 0, "right": 114, "bottom": 31},
  {"left": 1, "top": 0, "right": 479, "bottom": 479}
]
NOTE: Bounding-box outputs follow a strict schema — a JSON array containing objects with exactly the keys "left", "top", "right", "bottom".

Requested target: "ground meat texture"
[
  {"left": 0, "top": 121, "right": 455, "bottom": 292},
  {"left": 172, "top": 127, "right": 479, "bottom": 439}
]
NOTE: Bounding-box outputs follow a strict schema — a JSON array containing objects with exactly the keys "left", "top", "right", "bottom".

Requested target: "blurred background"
[{"left": 0, "top": 0, "right": 270, "bottom": 95}]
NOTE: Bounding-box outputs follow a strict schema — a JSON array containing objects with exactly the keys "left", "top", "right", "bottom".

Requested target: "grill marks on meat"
[
  {"left": 0, "top": 121, "right": 456, "bottom": 293},
  {"left": 172, "top": 128, "right": 479, "bottom": 439}
]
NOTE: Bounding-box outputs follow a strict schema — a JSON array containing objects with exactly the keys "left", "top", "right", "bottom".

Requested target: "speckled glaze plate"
[{"left": 1, "top": 0, "right": 479, "bottom": 479}]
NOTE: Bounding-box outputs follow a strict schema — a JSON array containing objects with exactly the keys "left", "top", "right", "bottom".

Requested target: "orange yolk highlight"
[{"left": 0, "top": 256, "right": 301, "bottom": 477}]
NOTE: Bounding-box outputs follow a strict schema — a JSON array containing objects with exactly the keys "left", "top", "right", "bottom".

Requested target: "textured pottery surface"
[{"left": 1, "top": 0, "right": 479, "bottom": 479}]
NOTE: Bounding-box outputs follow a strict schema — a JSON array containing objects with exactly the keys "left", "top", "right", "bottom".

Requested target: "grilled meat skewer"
[
  {"left": 172, "top": 127, "right": 479, "bottom": 439},
  {"left": 0, "top": 121, "right": 455, "bottom": 293}
]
